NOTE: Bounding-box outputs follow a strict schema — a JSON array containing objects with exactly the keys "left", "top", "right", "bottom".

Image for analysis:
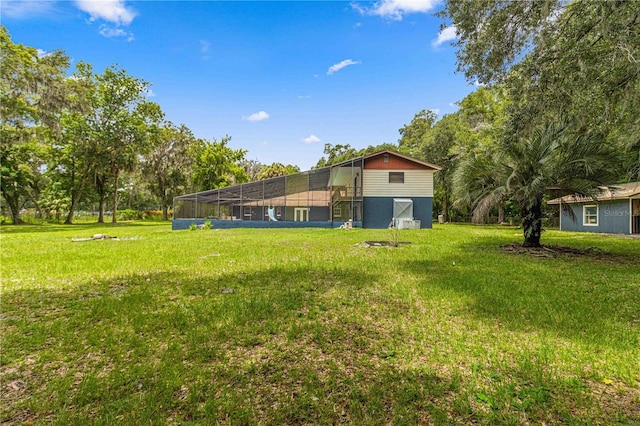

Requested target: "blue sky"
[{"left": 2, "top": 0, "right": 475, "bottom": 170}]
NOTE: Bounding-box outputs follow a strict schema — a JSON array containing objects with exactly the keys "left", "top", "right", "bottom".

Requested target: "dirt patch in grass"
[
  {"left": 500, "top": 244, "right": 612, "bottom": 260},
  {"left": 362, "top": 241, "right": 411, "bottom": 248}
]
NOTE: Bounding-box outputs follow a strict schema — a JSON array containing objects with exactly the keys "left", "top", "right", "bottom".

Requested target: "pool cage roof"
[{"left": 173, "top": 156, "right": 364, "bottom": 221}]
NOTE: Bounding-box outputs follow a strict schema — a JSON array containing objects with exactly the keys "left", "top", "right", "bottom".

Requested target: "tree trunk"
[
  {"left": 498, "top": 203, "right": 505, "bottom": 224},
  {"left": 4, "top": 193, "right": 24, "bottom": 225},
  {"left": 64, "top": 160, "right": 85, "bottom": 225},
  {"left": 441, "top": 192, "right": 448, "bottom": 223},
  {"left": 64, "top": 197, "right": 78, "bottom": 225},
  {"left": 64, "top": 178, "right": 86, "bottom": 225},
  {"left": 112, "top": 168, "right": 120, "bottom": 224},
  {"left": 160, "top": 186, "right": 169, "bottom": 221},
  {"left": 95, "top": 173, "right": 107, "bottom": 223},
  {"left": 522, "top": 196, "right": 543, "bottom": 247},
  {"left": 98, "top": 197, "right": 105, "bottom": 223}
]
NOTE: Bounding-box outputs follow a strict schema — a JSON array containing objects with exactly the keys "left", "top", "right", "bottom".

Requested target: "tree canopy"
[{"left": 442, "top": 0, "right": 640, "bottom": 176}]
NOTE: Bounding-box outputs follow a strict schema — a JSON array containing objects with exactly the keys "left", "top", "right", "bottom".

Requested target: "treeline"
[
  {"left": 3, "top": 0, "right": 639, "bottom": 247},
  {"left": 0, "top": 26, "right": 300, "bottom": 225}
]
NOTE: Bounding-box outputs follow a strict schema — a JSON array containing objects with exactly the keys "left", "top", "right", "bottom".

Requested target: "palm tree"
[
  {"left": 453, "top": 152, "right": 509, "bottom": 224},
  {"left": 454, "top": 121, "right": 621, "bottom": 247}
]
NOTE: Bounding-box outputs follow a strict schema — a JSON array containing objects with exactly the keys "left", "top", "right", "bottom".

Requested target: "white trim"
[
  {"left": 583, "top": 204, "right": 599, "bottom": 227},
  {"left": 559, "top": 200, "right": 562, "bottom": 230}
]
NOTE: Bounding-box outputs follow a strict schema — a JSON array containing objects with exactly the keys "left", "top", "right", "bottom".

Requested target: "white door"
[{"left": 294, "top": 208, "right": 308, "bottom": 221}]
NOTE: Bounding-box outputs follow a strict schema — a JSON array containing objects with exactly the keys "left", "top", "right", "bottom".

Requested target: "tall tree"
[
  {"left": 96, "top": 68, "right": 163, "bottom": 223},
  {"left": 442, "top": 1, "right": 639, "bottom": 175},
  {"left": 416, "top": 114, "right": 462, "bottom": 222},
  {"left": 57, "top": 63, "right": 162, "bottom": 223},
  {"left": 143, "top": 122, "right": 196, "bottom": 220},
  {"left": 398, "top": 109, "right": 438, "bottom": 156},
  {"left": 0, "top": 25, "right": 69, "bottom": 224},
  {"left": 191, "top": 136, "right": 248, "bottom": 190}
]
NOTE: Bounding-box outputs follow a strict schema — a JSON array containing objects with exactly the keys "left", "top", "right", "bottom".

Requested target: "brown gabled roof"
[
  {"left": 547, "top": 182, "right": 640, "bottom": 205},
  {"left": 332, "top": 149, "right": 443, "bottom": 171}
]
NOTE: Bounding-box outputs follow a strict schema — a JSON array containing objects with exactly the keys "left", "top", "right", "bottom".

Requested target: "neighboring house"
[
  {"left": 172, "top": 150, "right": 441, "bottom": 230},
  {"left": 547, "top": 182, "right": 640, "bottom": 235}
]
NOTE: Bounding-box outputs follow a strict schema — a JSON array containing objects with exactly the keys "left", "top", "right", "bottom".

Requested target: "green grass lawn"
[{"left": 1, "top": 222, "right": 639, "bottom": 425}]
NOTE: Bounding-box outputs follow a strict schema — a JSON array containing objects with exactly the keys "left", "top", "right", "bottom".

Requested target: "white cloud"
[
  {"left": 1, "top": 0, "right": 56, "bottom": 18},
  {"left": 432, "top": 25, "right": 457, "bottom": 47},
  {"left": 297, "top": 95, "right": 311, "bottom": 99},
  {"left": 75, "top": 0, "right": 136, "bottom": 26},
  {"left": 243, "top": 111, "right": 270, "bottom": 122},
  {"left": 302, "top": 134, "right": 321, "bottom": 144},
  {"left": 355, "top": 0, "right": 440, "bottom": 20},
  {"left": 99, "top": 25, "right": 133, "bottom": 41},
  {"left": 327, "top": 59, "right": 360, "bottom": 75}
]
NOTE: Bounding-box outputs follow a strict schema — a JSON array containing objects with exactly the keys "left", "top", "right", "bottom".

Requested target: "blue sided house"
[
  {"left": 172, "top": 150, "right": 441, "bottom": 230},
  {"left": 547, "top": 182, "right": 640, "bottom": 235}
]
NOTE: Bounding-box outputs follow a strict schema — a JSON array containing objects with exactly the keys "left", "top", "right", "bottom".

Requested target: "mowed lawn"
[{"left": 1, "top": 222, "right": 639, "bottom": 425}]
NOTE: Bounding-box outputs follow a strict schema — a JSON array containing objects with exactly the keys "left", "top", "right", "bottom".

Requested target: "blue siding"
[
  {"left": 561, "top": 200, "right": 630, "bottom": 234},
  {"left": 362, "top": 197, "right": 433, "bottom": 229}
]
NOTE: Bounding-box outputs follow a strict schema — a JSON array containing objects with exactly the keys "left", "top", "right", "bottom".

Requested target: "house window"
[
  {"left": 383, "top": 154, "right": 389, "bottom": 163},
  {"left": 389, "top": 172, "right": 404, "bottom": 183},
  {"left": 583, "top": 205, "right": 598, "bottom": 226}
]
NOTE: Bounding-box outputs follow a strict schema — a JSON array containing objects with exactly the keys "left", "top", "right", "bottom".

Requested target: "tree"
[
  {"left": 450, "top": 86, "right": 511, "bottom": 222},
  {"left": 96, "top": 68, "right": 163, "bottom": 223},
  {"left": 0, "top": 25, "right": 69, "bottom": 224},
  {"left": 240, "top": 159, "right": 263, "bottom": 182},
  {"left": 314, "top": 143, "right": 402, "bottom": 168},
  {"left": 455, "top": 121, "right": 621, "bottom": 247},
  {"left": 57, "top": 63, "right": 163, "bottom": 223},
  {"left": 442, "top": 1, "right": 639, "bottom": 174},
  {"left": 314, "top": 144, "right": 359, "bottom": 168},
  {"left": 256, "top": 162, "right": 300, "bottom": 180},
  {"left": 416, "top": 114, "right": 462, "bottom": 222},
  {"left": 398, "top": 109, "right": 438, "bottom": 156},
  {"left": 143, "top": 122, "right": 196, "bottom": 220},
  {"left": 191, "top": 136, "right": 248, "bottom": 190}
]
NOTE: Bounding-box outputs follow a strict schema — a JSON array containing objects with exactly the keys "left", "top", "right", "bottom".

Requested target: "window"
[
  {"left": 383, "top": 154, "right": 389, "bottom": 163},
  {"left": 389, "top": 172, "right": 404, "bottom": 183},
  {"left": 583, "top": 205, "right": 598, "bottom": 226}
]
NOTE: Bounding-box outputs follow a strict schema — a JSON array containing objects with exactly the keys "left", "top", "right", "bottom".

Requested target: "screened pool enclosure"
[{"left": 173, "top": 159, "right": 363, "bottom": 229}]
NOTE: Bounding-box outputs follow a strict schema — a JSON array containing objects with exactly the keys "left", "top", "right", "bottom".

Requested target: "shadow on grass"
[
  {"left": 0, "top": 221, "right": 168, "bottom": 235},
  {"left": 1, "top": 265, "right": 460, "bottom": 425},
  {"left": 401, "top": 234, "right": 640, "bottom": 350},
  {"left": 3, "top": 261, "right": 636, "bottom": 424}
]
